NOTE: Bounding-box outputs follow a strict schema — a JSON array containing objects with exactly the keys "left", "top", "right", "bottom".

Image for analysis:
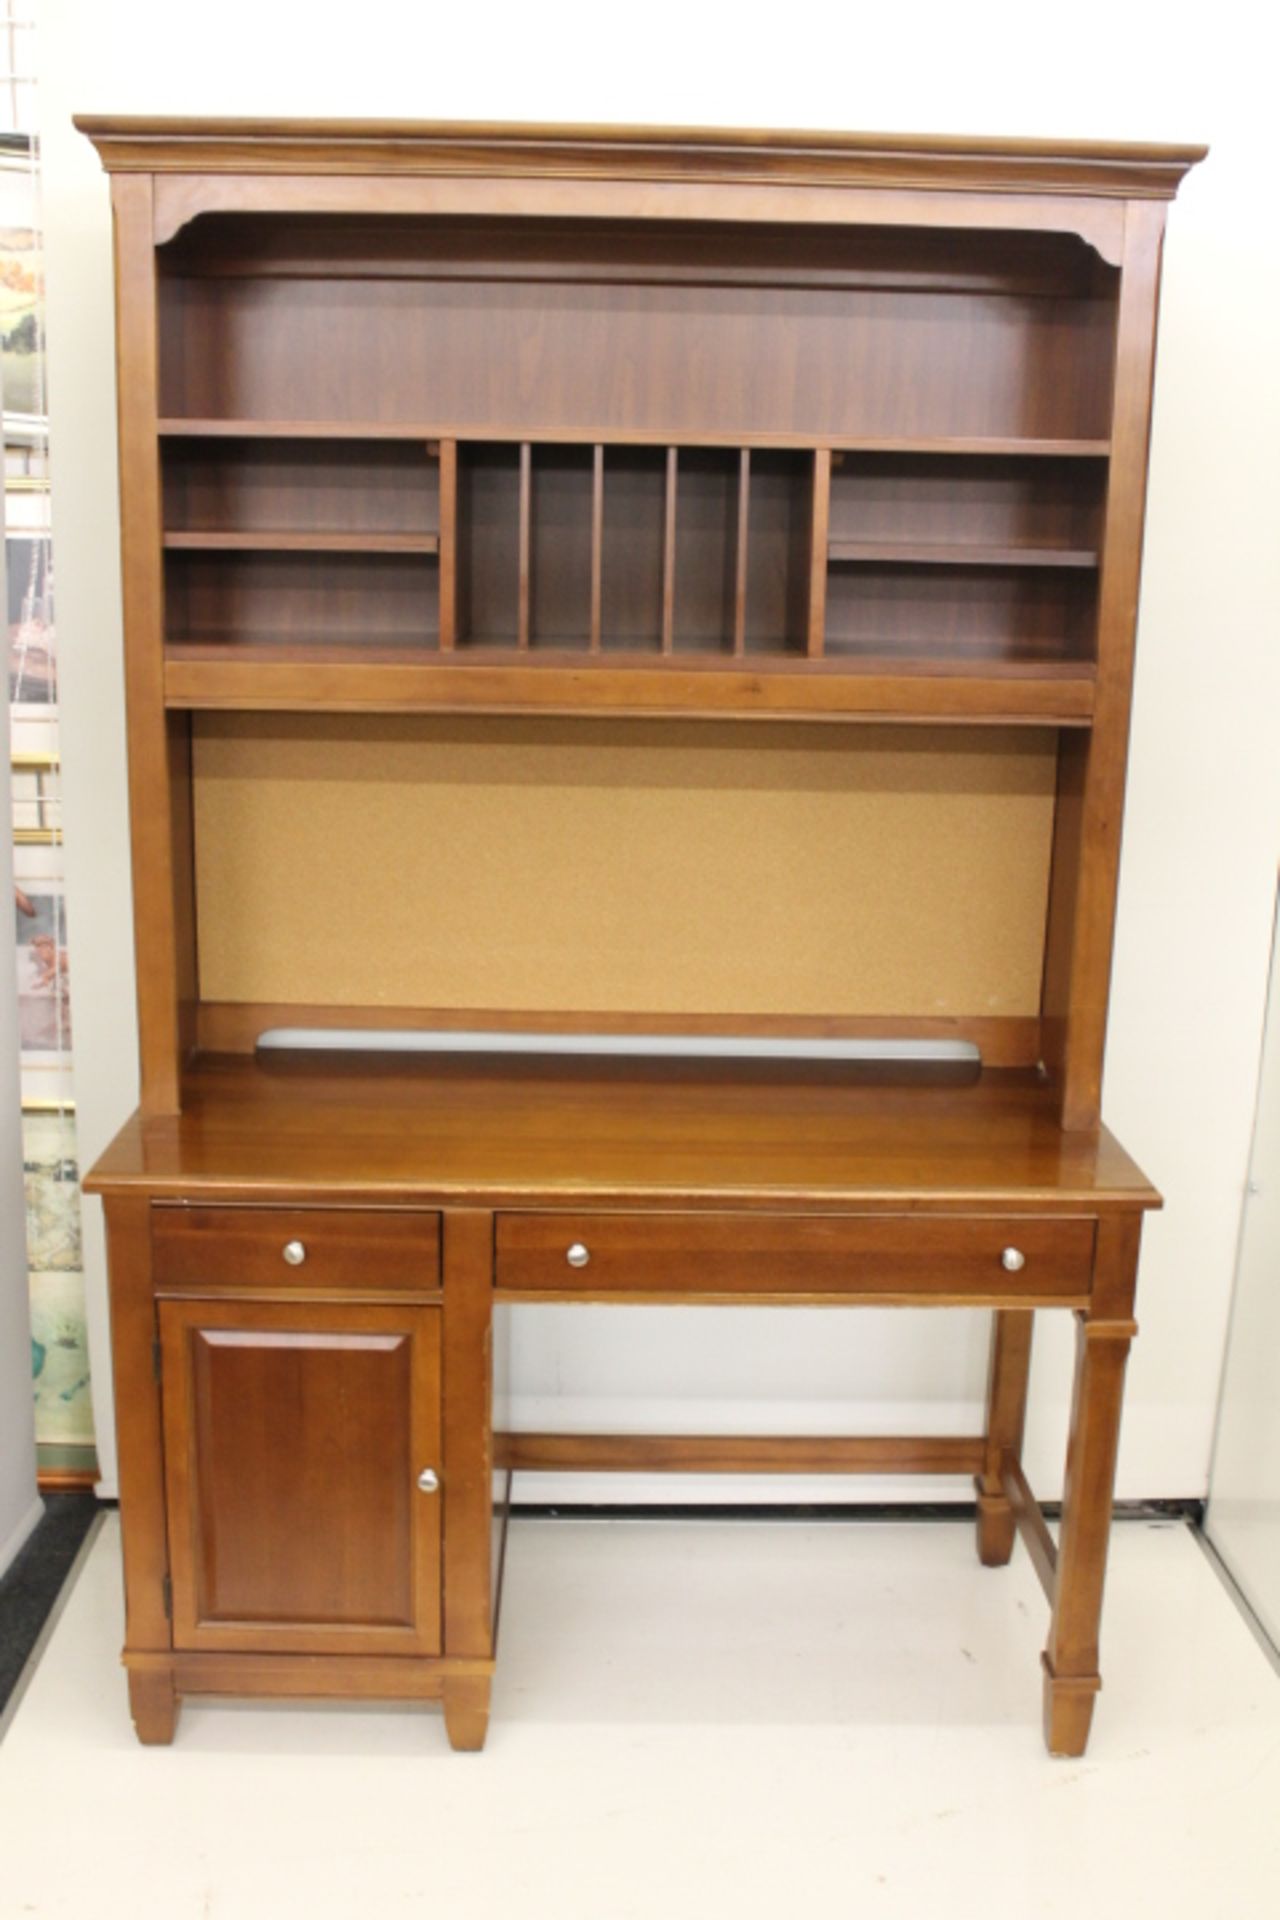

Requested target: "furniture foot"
[
  {"left": 974, "top": 1309, "right": 1034, "bottom": 1568},
  {"left": 974, "top": 1483, "right": 1017, "bottom": 1566},
  {"left": 442, "top": 1675, "right": 491, "bottom": 1751},
  {"left": 128, "top": 1668, "right": 178, "bottom": 1745},
  {"left": 1042, "top": 1655, "right": 1101, "bottom": 1757}
]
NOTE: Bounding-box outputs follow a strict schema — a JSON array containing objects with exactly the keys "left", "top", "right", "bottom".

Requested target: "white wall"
[
  {"left": 0, "top": 534, "right": 42, "bottom": 1573},
  {"left": 36, "top": 0, "right": 1280, "bottom": 1502},
  {"left": 1206, "top": 890, "right": 1280, "bottom": 1640}
]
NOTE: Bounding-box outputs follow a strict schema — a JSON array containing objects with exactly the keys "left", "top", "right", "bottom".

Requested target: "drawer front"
[
  {"left": 152, "top": 1206, "right": 441, "bottom": 1294},
  {"left": 495, "top": 1213, "right": 1095, "bottom": 1302}
]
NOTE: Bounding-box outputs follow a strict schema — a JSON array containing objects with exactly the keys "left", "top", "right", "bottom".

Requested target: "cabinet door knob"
[
  {"left": 566, "top": 1242, "right": 590, "bottom": 1269},
  {"left": 1000, "top": 1246, "right": 1026, "bottom": 1273},
  {"left": 417, "top": 1467, "right": 440, "bottom": 1494},
  {"left": 282, "top": 1239, "right": 307, "bottom": 1267}
]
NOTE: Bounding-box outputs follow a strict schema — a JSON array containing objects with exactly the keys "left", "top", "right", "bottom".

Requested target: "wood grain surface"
[
  {"left": 152, "top": 1204, "right": 440, "bottom": 1292},
  {"left": 80, "top": 114, "right": 1197, "bottom": 1758},
  {"left": 86, "top": 1053, "right": 1160, "bottom": 1212},
  {"left": 75, "top": 116, "right": 1205, "bottom": 204},
  {"left": 159, "top": 1296, "right": 443, "bottom": 1656},
  {"left": 495, "top": 1211, "right": 1095, "bottom": 1304}
]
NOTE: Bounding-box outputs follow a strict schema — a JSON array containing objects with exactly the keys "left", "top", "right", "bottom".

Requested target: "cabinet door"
[{"left": 159, "top": 1298, "right": 442, "bottom": 1656}]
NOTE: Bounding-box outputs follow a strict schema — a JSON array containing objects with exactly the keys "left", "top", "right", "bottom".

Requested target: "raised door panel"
[{"left": 159, "top": 1297, "right": 442, "bottom": 1654}]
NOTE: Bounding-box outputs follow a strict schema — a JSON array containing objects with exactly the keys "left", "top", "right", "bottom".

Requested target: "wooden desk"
[
  {"left": 75, "top": 116, "right": 1201, "bottom": 1759},
  {"left": 88, "top": 1053, "right": 1159, "bottom": 1755}
]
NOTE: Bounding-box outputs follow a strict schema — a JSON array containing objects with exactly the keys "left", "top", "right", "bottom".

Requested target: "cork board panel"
[{"left": 191, "top": 716, "right": 1057, "bottom": 1018}]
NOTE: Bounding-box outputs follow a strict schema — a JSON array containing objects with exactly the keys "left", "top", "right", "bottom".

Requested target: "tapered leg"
[
  {"left": 974, "top": 1309, "right": 1034, "bottom": 1566},
  {"left": 440, "top": 1212, "right": 497, "bottom": 1753},
  {"left": 104, "top": 1199, "right": 176, "bottom": 1744},
  {"left": 442, "top": 1674, "right": 491, "bottom": 1752},
  {"left": 442, "top": 1211, "right": 495, "bottom": 1664},
  {"left": 128, "top": 1669, "right": 178, "bottom": 1745},
  {"left": 1042, "top": 1217, "right": 1141, "bottom": 1758}
]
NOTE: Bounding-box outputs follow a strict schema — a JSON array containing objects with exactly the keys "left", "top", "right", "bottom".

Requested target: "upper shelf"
[{"left": 156, "top": 420, "right": 1112, "bottom": 459}]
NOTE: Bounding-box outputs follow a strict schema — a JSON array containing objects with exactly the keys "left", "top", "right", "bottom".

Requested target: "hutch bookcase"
[{"left": 78, "top": 117, "right": 1203, "bottom": 1756}]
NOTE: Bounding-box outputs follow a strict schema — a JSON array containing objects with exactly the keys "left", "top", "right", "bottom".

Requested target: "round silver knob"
[
  {"left": 566, "top": 1242, "right": 590, "bottom": 1269},
  {"left": 1001, "top": 1246, "right": 1026, "bottom": 1273},
  {"left": 282, "top": 1240, "right": 307, "bottom": 1267},
  {"left": 416, "top": 1467, "right": 440, "bottom": 1494}
]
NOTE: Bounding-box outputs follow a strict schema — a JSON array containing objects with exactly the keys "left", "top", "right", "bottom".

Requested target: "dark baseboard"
[
  {"left": 511, "top": 1497, "right": 1208, "bottom": 1523},
  {"left": 0, "top": 1493, "right": 101, "bottom": 1722}
]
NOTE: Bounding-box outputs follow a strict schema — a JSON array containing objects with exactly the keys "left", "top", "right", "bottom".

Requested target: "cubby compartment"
[
  {"left": 165, "top": 549, "right": 439, "bottom": 651},
  {"left": 821, "top": 451, "right": 1103, "bottom": 667},
  {"left": 827, "top": 453, "right": 1105, "bottom": 567},
  {"left": 668, "top": 447, "right": 814, "bottom": 656},
  {"left": 673, "top": 449, "right": 740, "bottom": 653},
  {"left": 600, "top": 447, "right": 668, "bottom": 654},
  {"left": 823, "top": 562, "right": 1096, "bottom": 666},
  {"left": 744, "top": 451, "right": 814, "bottom": 655},
  {"left": 455, "top": 443, "right": 522, "bottom": 648},
  {"left": 530, "top": 445, "right": 596, "bottom": 650},
  {"left": 162, "top": 436, "right": 440, "bottom": 546}
]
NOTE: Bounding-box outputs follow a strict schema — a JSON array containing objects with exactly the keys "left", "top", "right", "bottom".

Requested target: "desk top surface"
[{"left": 85, "top": 1054, "right": 1159, "bottom": 1215}]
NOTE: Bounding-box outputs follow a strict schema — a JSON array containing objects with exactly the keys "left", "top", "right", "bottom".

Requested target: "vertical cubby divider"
[
  {"left": 590, "top": 445, "right": 604, "bottom": 654},
  {"left": 517, "top": 442, "right": 532, "bottom": 651},
  {"left": 808, "top": 450, "right": 832, "bottom": 657},
  {"left": 661, "top": 448, "right": 678, "bottom": 655},
  {"left": 732, "top": 450, "right": 749, "bottom": 657},
  {"left": 438, "top": 439, "right": 457, "bottom": 650}
]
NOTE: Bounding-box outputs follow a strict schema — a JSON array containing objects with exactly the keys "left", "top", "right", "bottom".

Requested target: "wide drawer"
[
  {"left": 495, "top": 1212, "right": 1096, "bottom": 1302},
  {"left": 151, "top": 1206, "right": 441, "bottom": 1293}
]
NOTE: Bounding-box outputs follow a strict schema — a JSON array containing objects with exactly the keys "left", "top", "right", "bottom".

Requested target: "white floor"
[{"left": 1, "top": 1515, "right": 1277, "bottom": 1919}]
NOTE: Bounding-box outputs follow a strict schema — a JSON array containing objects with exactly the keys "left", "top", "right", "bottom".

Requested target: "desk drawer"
[
  {"left": 495, "top": 1213, "right": 1095, "bottom": 1302},
  {"left": 152, "top": 1206, "right": 441, "bottom": 1294}
]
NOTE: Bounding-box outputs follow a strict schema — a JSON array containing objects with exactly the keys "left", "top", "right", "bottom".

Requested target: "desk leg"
[
  {"left": 442, "top": 1209, "right": 495, "bottom": 1752},
  {"left": 104, "top": 1197, "right": 182, "bottom": 1746},
  {"left": 974, "top": 1309, "right": 1034, "bottom": 1566},
  {"left": 1042, "top": 1215, "right": 1141, "bottom": 1757}
]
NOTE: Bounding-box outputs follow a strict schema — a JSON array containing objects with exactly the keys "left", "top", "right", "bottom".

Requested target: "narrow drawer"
[
  {"left": 152, "top": 1206, "right": 441, "bottom": 1294},
  {"left": 495, "top": 1213, "right": 1095, "bottom": 1302}
]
